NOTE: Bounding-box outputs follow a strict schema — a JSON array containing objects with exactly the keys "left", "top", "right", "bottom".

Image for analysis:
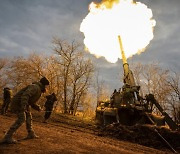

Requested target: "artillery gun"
[{"left": 96, "top": 36, "right": 179, "bottom": 131}]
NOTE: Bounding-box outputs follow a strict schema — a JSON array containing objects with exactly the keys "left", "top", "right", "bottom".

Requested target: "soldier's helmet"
[{"left": 40, "top": 77, "right": 50, "bottom": 86}]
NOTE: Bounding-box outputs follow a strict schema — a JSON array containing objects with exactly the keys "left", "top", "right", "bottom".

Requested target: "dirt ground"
[{"left": 0, "top": 112, "right": 177, "bottom": 154}]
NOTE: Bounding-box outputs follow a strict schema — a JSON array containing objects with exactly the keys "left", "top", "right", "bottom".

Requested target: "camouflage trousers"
[
  {"left": 1, "top": 98, "right": 11, "bottom": 114},
  {"left": 5, "top": 110, "right": 34, "bottom": 138}
]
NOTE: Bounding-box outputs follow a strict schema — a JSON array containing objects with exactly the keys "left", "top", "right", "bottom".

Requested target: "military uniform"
[
  {"left": 122, "top": 84, "right": 134, "bottom": 104},
  {"left": 1, "top": 77, "right": 49, "bottom": 144},
  {"left": 1, "top": 87, "right": 12, "bottom": 115},
  {"left": 43, "top": 93, "right": 57, "bottom": 122}
]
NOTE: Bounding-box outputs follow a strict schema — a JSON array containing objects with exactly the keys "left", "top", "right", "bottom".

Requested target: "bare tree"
[
  {"left": 131, "top": 62, "right": 180, "bottom": 123},
  {"left": 43, "top": 56, "right": 64, "bottom": 111},
  {"left": 132, "top": 63, "right": 172, "bottom": 113},
  {"left": 6, "top": 53, "right": 46, "bottom": 93},
  {"left": 166, "top": 71, "right": 180, "bottom": 123},
  {"left": 69, "top": 57, "right": 94, "bottom": 115},
  {"left": 92, "top": 69, "right": 111, "bottom": 107},
  {"left": 52, "top": 37, "right": 94, "bottom": 114},
  {"left": 52, "top": 38, "right": 77, "bottom": 113}
]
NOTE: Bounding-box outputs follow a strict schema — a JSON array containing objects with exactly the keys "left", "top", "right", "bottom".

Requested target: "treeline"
[
  {"left": 0, "top": 37, "right": 179, "bottom": 122},
  {"left": 0, "top": 38, "right": 94, "bottom": 116}
]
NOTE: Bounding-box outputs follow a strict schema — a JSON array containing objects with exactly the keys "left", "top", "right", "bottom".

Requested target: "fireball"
[{"left": 80, "top": 0, "right": 156, "bottom": 63}]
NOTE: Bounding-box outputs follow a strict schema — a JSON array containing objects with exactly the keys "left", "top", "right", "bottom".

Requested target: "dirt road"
[{"left": 0, "top": 115, "right": 167, "bottom": 154}]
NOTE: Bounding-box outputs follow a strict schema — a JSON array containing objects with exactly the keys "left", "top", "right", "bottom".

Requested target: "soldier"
[
  {"left": 1, "top": 77, "right": 49, "bottom": 144},
  {"left": 110, "top": 89, "right": 117, "bottom": 107},
  {"left": 1, "top": 87, "right": 12, "bottom": 115},
  {"left": 122, "top": 83, "right": 134, "bottom": 104},
  {"left": 43, "top": 93, "right": 57, "bottom": 123}
]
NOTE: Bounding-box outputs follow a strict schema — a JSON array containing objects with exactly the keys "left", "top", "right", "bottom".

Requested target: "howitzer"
[
  {"left": 118, "top": 35, "right": 179, "bottom": 130},
  {"left": 95, "top": 35, "right": 179, "bottom": 153},
  {"left": 96, "top": 36, "right": 179, "bottom": 131}
]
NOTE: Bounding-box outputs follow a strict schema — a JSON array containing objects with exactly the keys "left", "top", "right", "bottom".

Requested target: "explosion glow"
[{"left": 80, "top": 0, "right": 156, "bottom": 63}]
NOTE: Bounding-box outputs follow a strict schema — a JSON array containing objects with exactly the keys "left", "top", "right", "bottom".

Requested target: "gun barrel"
[
  {"left": 118, "top": 35, "right": 136, "bottom": 86},
  {"left": 118, "top": 36, "right": 127, "bottom": 65}
]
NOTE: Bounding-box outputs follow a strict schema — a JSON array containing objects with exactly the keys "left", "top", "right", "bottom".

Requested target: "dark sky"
[{"left": 0, "top": 0, "right": 179, "bottom": 91}]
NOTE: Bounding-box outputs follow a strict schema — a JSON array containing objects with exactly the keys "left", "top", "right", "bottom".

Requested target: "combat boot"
[
  {"left": 1, "top": 133, "right": 17, "bottom": 144},
  {"left": 25, "top": 131, "right": 39, "bottom": 139},
  {"left": 1, "top": 109, "right": 5, "bottom": 115},
  {"left": 43, "top": 119, "right": 48, "bottom": 123}
]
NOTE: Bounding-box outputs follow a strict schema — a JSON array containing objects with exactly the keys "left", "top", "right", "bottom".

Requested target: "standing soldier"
[
  {"left": 122, "top": 84, "right": 134, "bottom": 105},
  {"left": 43, "top": 93, "right": 57, "bottom": 123},
  {"left": 1, "top": 87, "right": 12, "bottom": 115},
  {"left": 1, "top": 77, "right": 49, "bottom": 144}
]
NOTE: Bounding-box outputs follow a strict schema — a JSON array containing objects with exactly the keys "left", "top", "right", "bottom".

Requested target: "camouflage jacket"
[{"left": 10, "top": 82, "right": 44, "bottom": 113}]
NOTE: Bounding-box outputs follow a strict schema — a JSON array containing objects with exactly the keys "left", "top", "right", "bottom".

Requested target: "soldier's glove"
[
  {"left": 31, "top": 104, "right": 42, "bottom": 111},
  {"left": 39, "top": 108, "right": 42, "bottom": 112},
  {"left": 37, "top": 106, "right": 42, "bottom": 112}
]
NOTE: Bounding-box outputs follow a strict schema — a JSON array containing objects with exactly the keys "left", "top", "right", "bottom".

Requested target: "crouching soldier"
[
  {"left": 1, "top": 87, "right": 12, "bottom": 115},
  {"left": 43, "top": 93, "right": 57, "bottom": 123},
  {"left": 1, "top": 77, "right": 49, "bottom": 144}
]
